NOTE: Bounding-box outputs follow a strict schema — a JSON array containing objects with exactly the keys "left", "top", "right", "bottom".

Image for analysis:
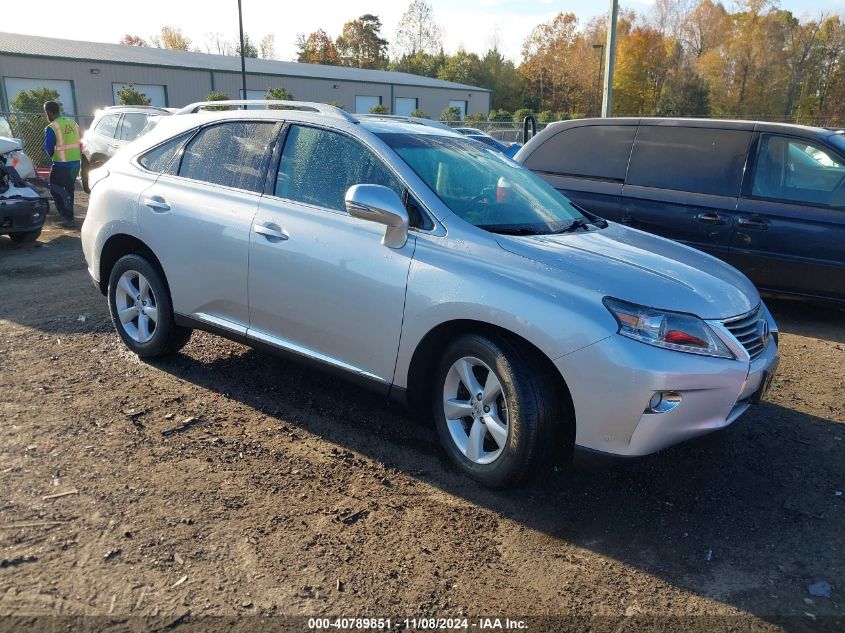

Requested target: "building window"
[
  {"left": 448, "top": 100, "right": 467, "bottom": 120},
  {"left": 394, "top": 97, "right": 418, "bottom": 117},
  {"left": 5, "top": 78, "right": 75, "bottom": 114},
  {"left": 112, "top": 83, "right": 167, "bottom": 107},
  {"left": 355, "top": 95, "right": 382, "bottom": 114}
]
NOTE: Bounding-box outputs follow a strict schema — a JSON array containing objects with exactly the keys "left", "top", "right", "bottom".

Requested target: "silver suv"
[
  {"left": 81, "top": 105, "right": 172, "bottom": 192},
  {"left": 81, "top": 100, "right": 779, "bottom": 487}
]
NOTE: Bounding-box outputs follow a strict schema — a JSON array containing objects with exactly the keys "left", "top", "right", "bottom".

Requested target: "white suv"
[{"left": 81, "top": 100, "right": 779, "bottom": 487}]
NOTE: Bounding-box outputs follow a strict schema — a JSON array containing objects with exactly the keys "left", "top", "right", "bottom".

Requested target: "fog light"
[
  {"left": 644, "top": 391, "right": 682, "bottom": 414},
  {"left": 32, "top": 212, "right": 41, "bottom": 220}
]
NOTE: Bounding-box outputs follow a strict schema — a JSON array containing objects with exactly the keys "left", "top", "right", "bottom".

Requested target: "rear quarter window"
[
  {"left": 627, "top": 126, "right": 752, "bottom": 197},
  {"left": 522, "top": 124, "right": 636, "bottom": 181}
]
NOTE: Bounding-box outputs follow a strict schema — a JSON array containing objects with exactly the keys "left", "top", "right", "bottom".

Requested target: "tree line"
[{"left": 120, "top": 0, "right": 845, "bottom": 125}]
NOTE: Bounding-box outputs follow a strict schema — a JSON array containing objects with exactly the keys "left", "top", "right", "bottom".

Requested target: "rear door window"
[
  {"left": 751, "top": 135, "right": 845, "bottom": 208},
  {"left": 522, "top": 125, "right": 636, "bottom": 181},
  {"left": 118, "top": 113, "right": 148, "bottom": 142},
  {"left": 627, "top": 126, "right": 752, "bottom": 197},
  {"left": 93, "top": 114, "right": 121, "bottom": 138},
  {"left": 138, "top": 130, "right": 194, "bottom": 174},
  {"left": 177, "top": 121, "right": 277, "bottom": 192}
]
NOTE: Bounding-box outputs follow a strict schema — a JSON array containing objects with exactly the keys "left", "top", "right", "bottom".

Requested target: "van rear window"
[
  {"left": 522, "top": 124, "right": 636, "bottom": 182},
  {"left": 627, "top": 126, "right": 752, "bottom": 197}
]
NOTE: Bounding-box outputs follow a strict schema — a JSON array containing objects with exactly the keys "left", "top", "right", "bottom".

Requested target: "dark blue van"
[{"left": 516, "top": 118, "right": 845, "bottom": 303}]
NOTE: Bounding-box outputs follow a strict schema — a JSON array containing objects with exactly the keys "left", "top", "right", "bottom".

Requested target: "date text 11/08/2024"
[{"left": 307, "top": 618, "right": 528, "bottom": 630}]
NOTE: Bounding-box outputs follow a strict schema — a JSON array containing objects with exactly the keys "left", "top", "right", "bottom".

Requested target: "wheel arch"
[
  {"left": 98, "top": 233, "right": 169, "bottom": 298},
  {"left": 403, "top": 319, "right": 576, "bottom": 443}
]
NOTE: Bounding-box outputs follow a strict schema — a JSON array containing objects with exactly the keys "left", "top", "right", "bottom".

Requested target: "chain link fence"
[{"left": 0, "top": 112, "right": 93, "bottom": 168}]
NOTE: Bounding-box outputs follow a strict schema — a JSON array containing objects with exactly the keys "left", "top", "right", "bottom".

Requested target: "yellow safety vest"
[{"left": 47, "top": 116, "right": 81, "bottom": 163}]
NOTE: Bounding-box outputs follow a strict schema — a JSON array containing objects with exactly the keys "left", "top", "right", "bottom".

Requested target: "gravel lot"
[{"left": 1, "top": 191, "right": 843, "bottom": 632}]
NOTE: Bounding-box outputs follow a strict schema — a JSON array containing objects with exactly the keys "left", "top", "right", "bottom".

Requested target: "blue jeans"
[{"left": 50, "top": 163, "right": 80, "bottom": 220}]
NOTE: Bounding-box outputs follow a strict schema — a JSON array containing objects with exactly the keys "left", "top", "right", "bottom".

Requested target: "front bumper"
[
  {"left": 556, "top": 317, "right": 779, "bottom": 457},
  {"left": 0, "top": 196, "right": 48, "bottom": 234}
]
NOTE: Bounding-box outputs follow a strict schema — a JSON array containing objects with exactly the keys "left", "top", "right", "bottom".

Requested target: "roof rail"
[
  {"left": 175, "top": 100, "right": 358, "bottom": 123},
  {"left": 104, "top": 104, "right": 170, "bottom": 111},
  {"left": 356, "top": 113, "right": 453, "bottom": 131}
]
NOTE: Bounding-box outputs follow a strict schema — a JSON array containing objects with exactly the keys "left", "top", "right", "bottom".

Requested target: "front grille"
[{"left": 723, "top": 305, "right": 768, "bottom": 361}]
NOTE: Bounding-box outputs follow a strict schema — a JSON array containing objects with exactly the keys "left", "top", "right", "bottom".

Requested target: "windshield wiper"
[
  {"left": 552, "top": 218, "right": 592, "bottom": 234},
  {"left": 478, "top": 225, "right": 548, "bottom": 236}
]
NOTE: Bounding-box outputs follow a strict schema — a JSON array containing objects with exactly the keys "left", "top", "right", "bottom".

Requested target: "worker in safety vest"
[{"left": 43, "top": 101, "right": 80, "bottom": 227}]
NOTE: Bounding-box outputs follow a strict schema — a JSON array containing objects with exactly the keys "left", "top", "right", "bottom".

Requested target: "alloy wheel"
[
  {"left": 442, "top": 356, "right": 509, "bottom": 465},
  {"left": 115, "top": 270, "right": 158, "bottom": 344}
]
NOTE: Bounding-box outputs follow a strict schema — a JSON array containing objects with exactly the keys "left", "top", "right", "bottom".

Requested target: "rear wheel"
[
  {"left": 107, "top": 254, "right": 191, "bottom": 357},
  {"left": 9, "top": 229, "right": 41, "bottom": 243},
  {"left": 433, "top": 333, "right": 569, "bottom": 488}
]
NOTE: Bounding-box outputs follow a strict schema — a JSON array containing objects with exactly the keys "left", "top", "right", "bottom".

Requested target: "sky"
[{"left": 22, "top": 1, "right": 845, "bottom": 64}]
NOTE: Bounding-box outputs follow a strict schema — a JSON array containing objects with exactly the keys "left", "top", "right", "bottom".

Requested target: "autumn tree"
[
  {"left": 394, "top": 0, "right": 443, "bottom": 57},
  {"left": 296, "top": 30, "right": 340, "bottom": 65},
  {"left": 336, "top": 15, "right": 389, "bottom": 69},
  {"left": 150, "top": 26, "right": 192, "bottom": 51},
  {"left": 120, "top": 34, "right": 147, "bottom": 47}
]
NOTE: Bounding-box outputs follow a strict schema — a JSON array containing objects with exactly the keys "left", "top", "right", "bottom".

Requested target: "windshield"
[{"left": 378, "top": 133, "right": 585, "bottom": 234}]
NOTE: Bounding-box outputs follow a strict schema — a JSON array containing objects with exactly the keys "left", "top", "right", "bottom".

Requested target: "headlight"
[{"left": 603, "top": 297, "right": 734, "bottom": 359}]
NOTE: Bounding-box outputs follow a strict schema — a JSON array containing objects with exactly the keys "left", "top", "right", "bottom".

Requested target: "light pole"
[
  {"left": 237, "top": 0, "right": 248, "bottom": 108},
  {"left": 601, "top": 0, "right": 619, "bottom": 118},
  {"left": 593, "top": 43, "right": 604, "bottom": 118}
]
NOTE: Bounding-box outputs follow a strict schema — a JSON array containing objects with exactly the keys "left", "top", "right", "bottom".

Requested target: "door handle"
[
  {"left": 695, "top": 212, "right": 727, "bottom": 225},
  {"left": 737, "top": 216, "right": 769, "bottom": 230},
  {"left": 144, "top": 196, "right": 170, "bottom": 212},
  {"left": 254, "top": 222, "right": 289, "bottom": 241}
]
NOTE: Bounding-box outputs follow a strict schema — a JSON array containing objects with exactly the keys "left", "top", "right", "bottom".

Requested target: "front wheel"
[
  {"left": 81, "top": 158, "right": 90, "bottom": 193},
  {"left": 107, "top": 254, "right": 191, "bottom": 357},
  {"left": 433, "top": 333, "right": 569, "bottom": 488}
]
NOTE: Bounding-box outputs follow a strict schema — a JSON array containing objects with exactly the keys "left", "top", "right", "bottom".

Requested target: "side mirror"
[{"left": 344, "top": 184, "right": 409, "bottom": 249}]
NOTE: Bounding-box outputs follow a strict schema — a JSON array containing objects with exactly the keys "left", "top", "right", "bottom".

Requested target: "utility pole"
[
  {"left": 237, "top": 0, "right": 248, "bottom": 108},
  {"left": 601, "top": 0, "right": 619, "bottom": 118}
]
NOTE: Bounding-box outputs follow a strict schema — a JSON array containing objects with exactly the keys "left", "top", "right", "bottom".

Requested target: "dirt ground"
[{"left": 1, "top": 191, "right": 843, "bottom": 632}]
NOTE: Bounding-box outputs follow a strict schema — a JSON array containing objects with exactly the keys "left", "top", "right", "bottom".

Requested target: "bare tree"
[
  {"left": 204, "top": 32, "right": 236, "bottom": 56},
  {"left": 394, "top": 0, "right": 443, "bottom": 57},
  {"left": 259, "top": 34, "right": 276, "bottom": 60}
]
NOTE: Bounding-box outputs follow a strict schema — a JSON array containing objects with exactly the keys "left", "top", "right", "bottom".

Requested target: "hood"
[{"left": 495, "top": 222, "right": 758, "bottom": 320}]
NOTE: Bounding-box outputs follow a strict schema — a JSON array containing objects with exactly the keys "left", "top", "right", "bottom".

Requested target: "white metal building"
[{"left": 0, "top": 32, "right": 491, "bottom": 124}]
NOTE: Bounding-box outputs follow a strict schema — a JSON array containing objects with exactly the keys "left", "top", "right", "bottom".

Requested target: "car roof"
[{"left": 543, "top": 116, "right": 836, "bottom": 139}]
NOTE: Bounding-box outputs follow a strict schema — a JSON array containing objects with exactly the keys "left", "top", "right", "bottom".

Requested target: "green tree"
[
  {"left": 237, "top": 33, "right": 259, "bottom": 58},
  {"left": 487, "top": 109, "right": 511, "bottom": 121},
  {"left": 205, "top": 90, "right": 232, "bottom": 111},
  {"left": 390, "top": 50, "right": 446, "bottom": 77},
  {"left": 512, "top": 108, "right": 534, "bottom": 123},
  {"left": 479, "top": 48, "right": 525, "bottom": 112},
  {"left": 10, "top": 87, "right": 62, "bottom": 167},
  {"left": 336, "top": 14, "right": 389, "bottom": 69},
  {"left": 327, "top": 101, "right": 347, "bottom": 110},
  {"left": 439, "top": 105, "right": 462, "bottom": 121},
  {"left": 369, "top": 103, "right": 389, "bottom": 114},
  {"left": 437, "top": 48, "right": 483, "bottom": 86},
  {"left": 410, "top": 108, "right": 429, "bottom": 118},
  {"left": 265, "top": 87, "right": 294, "bottom": 110},
  {"left": 116, "top": 84, "right": 151, "bottom": 106}
]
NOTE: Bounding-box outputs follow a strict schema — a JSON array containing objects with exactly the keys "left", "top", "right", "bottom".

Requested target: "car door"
[
  {"left": 519, "top": 122, "right": 637, "bottom": 220},
  {"left": 139, "top": 120, "right": 280, "bottom": 331},
  {"left": 731, "top": 133, "right": 845, "bottom": 300},
  {"left": 620, "top": 124, "right": 752, "bottom": 260},
  {"left": 247, "top": 123, "right": 416, "bottom": 389}
]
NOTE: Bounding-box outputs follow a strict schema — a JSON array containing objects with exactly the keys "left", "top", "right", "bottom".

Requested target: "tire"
[
  {"left": 433, "top": 333, "right": 569, "bottom": 488},
  {"left": 9, "top": 229, "right": 41, "bottom": 243},
  {"left": 81, "top": 158, "right": 90, "bottom": 193},
  {"left": 107, "top": 254, "right": 191, "bottom": 357}
]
